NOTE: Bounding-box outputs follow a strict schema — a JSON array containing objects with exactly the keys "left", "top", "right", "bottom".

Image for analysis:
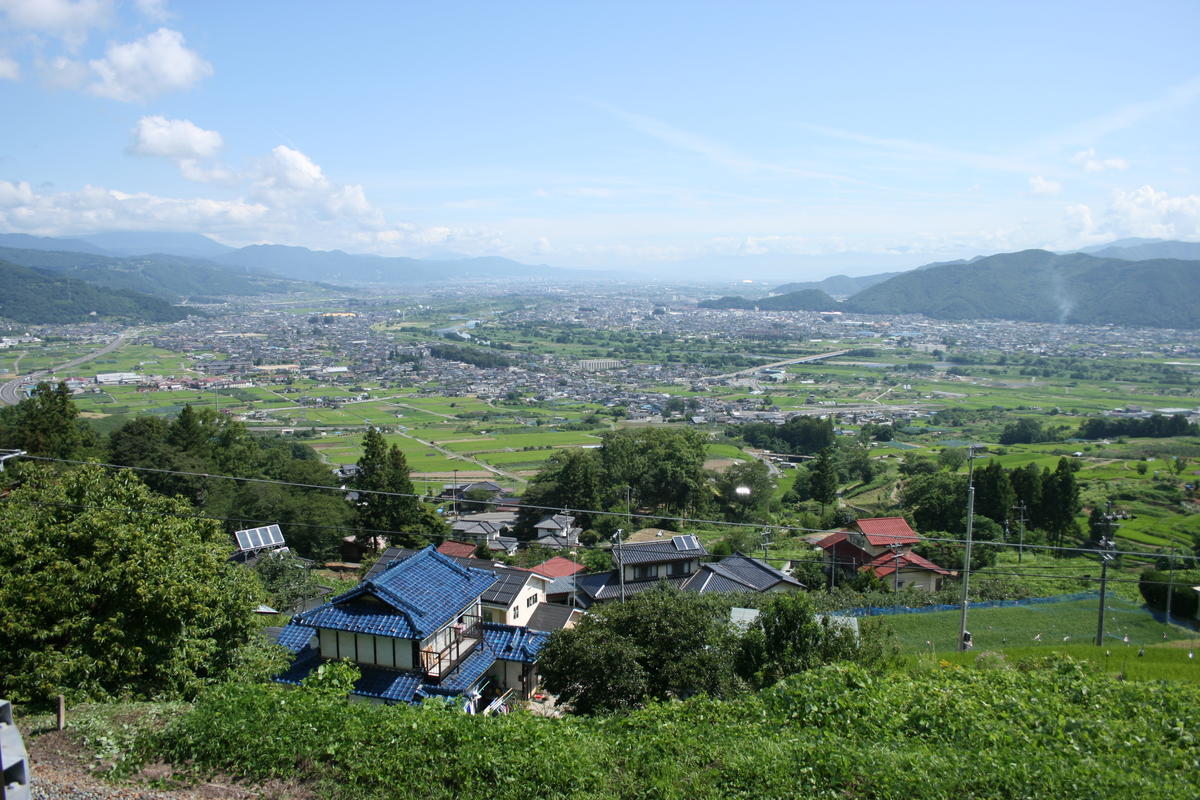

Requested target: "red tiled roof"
[
  {"left": 862, "top": 549, "right": 950, "bottom": 577},
  {"left": 816, "top": 531, "right": 848, "bottom": 550},
  {"left": 437, "top": 540, "right": 478, "bottom": 558},
  {"left": 531, "top": 555, "right": 586, "bottom": 578},
  {"left": 854, "top": 517, "right": 920, "bottom": 546}
]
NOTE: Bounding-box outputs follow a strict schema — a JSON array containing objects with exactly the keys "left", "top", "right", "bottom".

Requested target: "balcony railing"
[{"left": 419, "top": 615, "right": 482, "bottom": 679}]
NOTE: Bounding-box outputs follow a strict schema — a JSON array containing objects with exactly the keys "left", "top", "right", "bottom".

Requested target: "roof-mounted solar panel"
[
  {"left": 234, "top": 524, "right": 285, "bottom": 552},
  {"left": 673, "top": 534, "right": 700, "bottom": 551}
]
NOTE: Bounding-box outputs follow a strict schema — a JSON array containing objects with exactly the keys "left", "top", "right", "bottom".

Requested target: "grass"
[
  {"left": 921, "top": 641, "right": 1200, "bottom": 683},
  {"left": 879, "top": 596, "right": 1192, "bottom": 654}
]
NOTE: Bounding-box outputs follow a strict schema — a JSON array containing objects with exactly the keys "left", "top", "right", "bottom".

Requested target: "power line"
[{"left": 11, "top": 453, "right": 1198, "bottom": 563}]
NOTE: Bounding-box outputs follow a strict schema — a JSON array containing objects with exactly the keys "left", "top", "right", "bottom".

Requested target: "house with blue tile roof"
[{"left": 272, "top": 545, "right": 551, "bottom": 710}]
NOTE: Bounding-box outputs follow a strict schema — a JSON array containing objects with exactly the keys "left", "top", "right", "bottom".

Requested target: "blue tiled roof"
[
  {"left": 294, "top": 546, "right": 497, "bottom": 640},
  {"left": 274, "top": 622, "right": 316, "bottom": 654},
  {"left": 428, "top": 644, "right": 497, "bottom": 694},
  {"left": 273, "top": 648, "right": 424, "bottom": 703},
  {"left": 483, "top": 622, "right": 551, "bottom": 663}
]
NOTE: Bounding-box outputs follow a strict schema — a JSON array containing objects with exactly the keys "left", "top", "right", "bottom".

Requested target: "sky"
[{"left": 1, "top": 0, "right": 1198, "bottom": 278}]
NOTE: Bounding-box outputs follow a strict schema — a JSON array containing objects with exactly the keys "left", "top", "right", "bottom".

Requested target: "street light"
[
  {"left": 613, "top": 528, "right": 625, "bottom": 602},
  {"left": 958, "top": 443, "right": 987, "bottom": 651},
  {"left": 1095, "top": 534, "right": 1117, "bottom": 646}
]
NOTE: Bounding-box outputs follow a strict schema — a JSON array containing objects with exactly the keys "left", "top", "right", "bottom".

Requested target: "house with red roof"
[
  {"left": 437, "top": 540, "right": 480, "bottom": 559},
  {"left": 816, "top": 517, "right": 950, "bottom": 591},
  {"left": 531, "top": 556, "right": 586, "bottom": 579}
]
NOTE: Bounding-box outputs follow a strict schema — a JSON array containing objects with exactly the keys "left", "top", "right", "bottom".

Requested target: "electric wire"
[{"left": 9, "top": 453, "right": 1200, "bottom": 566}]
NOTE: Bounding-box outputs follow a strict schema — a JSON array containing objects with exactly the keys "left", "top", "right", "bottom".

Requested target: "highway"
[
  {"left": 700, "top": 349, "right": 850, "bottom": 382},
  {"left": 0, "top": 329, "right": 135, "bottom": 406}
]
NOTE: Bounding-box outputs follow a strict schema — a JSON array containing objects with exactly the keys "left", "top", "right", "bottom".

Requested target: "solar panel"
[
  {"left": 673, "top": 535, "right": 700, "bottom": 551},
  {"left": 234, "top": 524, "right": 286, "bottom": 552}
]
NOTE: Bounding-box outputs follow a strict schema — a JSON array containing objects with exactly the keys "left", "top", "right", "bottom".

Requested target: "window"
[
  {"left": 526, "top": 594, "right": 537, "bottom": 607},
  {"left": 668, "top": 560, "right": 690, "bottom": 577},
  {"left": 632, "top": 564, "right": 657, "bottom": 581},
  {"left": 511, "top": 605, "right": 519, "bottom": 619}
]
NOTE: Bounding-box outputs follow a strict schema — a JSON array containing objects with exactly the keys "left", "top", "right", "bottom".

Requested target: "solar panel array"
[
  {"left": 234, "top": 524, "right": 286, "bottom": 552},
  {"left": 673, "top": 534, "right": 701, "bottom": 551}
]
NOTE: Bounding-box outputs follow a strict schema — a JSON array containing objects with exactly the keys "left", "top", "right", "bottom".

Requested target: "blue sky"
[{"left": 1, "top": 0, "right": 1198, "bottom": 277}]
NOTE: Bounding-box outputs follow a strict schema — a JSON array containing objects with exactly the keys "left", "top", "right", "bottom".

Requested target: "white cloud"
[
  {"left": 253, "top": 145, "right": 377, "bottom": 221},
  {"left": 39, "top": 55, "right": 89, "bottom": 88},
  {"left": 129, "top": 115, "right": 221, "bottom": 159},
  {"left": 1071, "top": 148, "right": 1129, "bottom": 172},
  {"left": 0, "top": 0, "right": 112, "bottom": 46},
  {"left": 133, "top": 0, "right": 168, "bottom": 22},
  {"left": 1064, "top": 186, "right": 1200, "bottom": 243},
  {"left": 0, "top": 53, "right": 19, "bottom": 80},
  {"left": 88, "top": 27, "right": 211, "bottom": 102},
  {"left": 1029, "top": 175, "right": 1063, "bottom": 196}
]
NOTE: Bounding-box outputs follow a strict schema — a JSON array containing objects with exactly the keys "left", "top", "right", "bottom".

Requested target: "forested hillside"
[{"left": 0, "top": 260, "right": 189, "bottom": 323}]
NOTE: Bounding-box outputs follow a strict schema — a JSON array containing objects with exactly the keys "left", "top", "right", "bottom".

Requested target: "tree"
[
  {"left": 938, "top": 447, "right": 968, "bottom": 471},
  {"left": 352, "top": 429, "right": 426, "bottom": 547},
  {"left": 252, "top": 550, "right": 324, "bottom": 611},
  {"left": 1040, "top": 457, "right": 1081, "bottom": 547},
  {"left": 902, "top": 471, "right": 967, "bottom": 533},
  {"left": 0, "top": 381, "right": 96, "bottom": 458},
  {"left": 539, "top": 584, "right": 742, "bottom": 713},
  {"left": 973, "top": 460, "right": 1015, "bottom": 527},
  {"left": 0, "top": 464, "right": 262, "bottom": 704},
  {"left": 736, "top": 591, "right": 895, "bottom": 688},
  {"left": 808, "top": 447, "right": 839, "bottom": 510},
  {"left": 713, "top": 459, "right": 775, "bottom": 521}
]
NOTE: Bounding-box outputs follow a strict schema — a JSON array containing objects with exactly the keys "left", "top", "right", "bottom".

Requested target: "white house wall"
[{"left": 317, "top": 628, "right": 414, "bottom": 670}]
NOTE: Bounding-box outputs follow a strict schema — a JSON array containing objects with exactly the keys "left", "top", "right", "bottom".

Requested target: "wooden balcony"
[{"left": 419, "top": 615, "right": 482, "bottom": 680}]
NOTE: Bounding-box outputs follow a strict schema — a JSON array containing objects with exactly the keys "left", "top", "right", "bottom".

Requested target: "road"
[
  {"left": 700, "top": 349, "right": 850, "bottom": 382},
  {"left": 0, "top": 329, "right": 135, "bottom": 406}
]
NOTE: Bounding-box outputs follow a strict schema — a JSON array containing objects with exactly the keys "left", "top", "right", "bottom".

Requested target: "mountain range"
[{"left": 0, "top": 260, "right": 188, "bottom": 324}]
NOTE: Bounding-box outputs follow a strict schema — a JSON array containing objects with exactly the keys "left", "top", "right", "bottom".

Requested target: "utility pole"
[
  {"left": 891, "top": 544, "right": 901, "bottom": 593},
  {"left": 761, "top": 527, "right": 772, "bottom": 561},
  {"left": 1011, "top": 501, "right": 1028, "bottom": 564},
  {"left": 1094, "top": 534, "right": 1116, "bottom": 646},
  {"left": 1166, "top": 549, "right": 1177, "bottom": 624},
  {"left": 613, "top": 528, "right": 625, "bottom": 603},
  {"left": 958, "top": 444, "right": 984, "bottom": 651}
]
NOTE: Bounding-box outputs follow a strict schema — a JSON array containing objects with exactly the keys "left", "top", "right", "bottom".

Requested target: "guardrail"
[{"left": 1, "top": 698, "right": 31, "bottom": 800}]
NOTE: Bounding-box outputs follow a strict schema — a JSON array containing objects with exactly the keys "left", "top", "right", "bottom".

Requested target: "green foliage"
[
  {"left": 712, "top": 458, "right": 775, "bottom": 520},
  {"left": 300, "top": 658, "right": 361, "bottom": 697},
  {"left": 0, "top": 464, "right": 262, "bottom": 704},
  {"left": 250, "top": 550, "right": 324, "bottom": 611},
  {"left": 0, "top": 259, "right": 189, "bottom": 323},
  {"left": 107, "top": 407, "right": 354, "bottom": 560},
  {"left": 127, "top": 661, "right": 1200, "bottom": 799},
  {"left": 844, "top": 248, "right": 1200, "bottom": 329},
  {"left": 1139, "top": 568, "right": 1200, "bottom": 618},
  {"left": 737, "top": 592, "right": 897, "bottom": 687},
  {"left": 0, "top": 381, "right": 99, "bottom": 458},
  {"left": 352, "top": 428, "right": 430, "bottom": 546},
  {"left": 698, "top": 288, "right": 837, "bottom": 311},
  {"left": 539, "top": 584, "right": 743, "bottom": 713}
]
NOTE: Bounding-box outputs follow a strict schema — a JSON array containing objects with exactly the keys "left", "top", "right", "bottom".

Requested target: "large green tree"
[
  {"left": 351, "top": 428, "right": 432, "bottom": 547},
  {"left": 539, "top": 584, "right": 742, "bottom": 714},
  {"left": 0, "top": 464, "right": 262, "bottom": 704},
  {"left": 0, "top": 381, "right": 97, "bottom": 458}
]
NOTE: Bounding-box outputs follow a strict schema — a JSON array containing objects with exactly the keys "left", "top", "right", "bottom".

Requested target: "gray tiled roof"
[{"left": 614, "top": 536, "right": 707, "bottom": 565}]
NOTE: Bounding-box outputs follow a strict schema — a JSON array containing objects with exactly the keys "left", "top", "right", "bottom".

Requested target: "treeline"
[
  {"left": 1079, "top": 413, "right": 1197, "bottom": 440},
  {"left": 0, "top": 384, "right": 356, "bottom": 560},
  {"left": 901, "top": 456, "right": 1082, "bottom": 553},
  {"left": 727, "top": 415, "right": 835, "bottom": 454},
  {"left": 516, "top": 427, "right": 710, "bottom": 535},
  {"left": 428, "top": 343, "right": 512, "bottom": 369}
]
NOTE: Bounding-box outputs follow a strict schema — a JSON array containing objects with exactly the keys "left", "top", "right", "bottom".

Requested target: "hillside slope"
[
  {"left": 0, "top": 261, "right": 189, "bottom": 323},
  {"left": 844, "top": 249, "right": 1200, "bottom": 328}
]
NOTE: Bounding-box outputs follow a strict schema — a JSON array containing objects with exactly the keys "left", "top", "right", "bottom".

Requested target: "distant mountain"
[
  {"left": 773, "top": 272, "right": 902, "bottom": 298},
  {"left": 0, "top": 246, "right": 313, "bottom": 301},
  {"left": 0, "top": 233, "right": 110, "bottom": 256},
  {"left": 1082, "top": 239, "right": 1200, "bottom": 262},
  {"left": 698, "top": 288, "right": 838, "bottom": 311},
  {"left": 843, "top": 249, "right": 1200, "bottom": 328},
  {"left": 0, "top": 260, "right": 188, "bottom": 323},
  {"left": 78, "top": 231, "right": 235, "bottom": 259},
  {"left": 215, "top": 244, "right": 563, "bottom": 284}
]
